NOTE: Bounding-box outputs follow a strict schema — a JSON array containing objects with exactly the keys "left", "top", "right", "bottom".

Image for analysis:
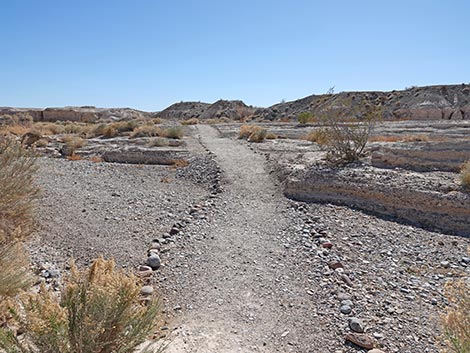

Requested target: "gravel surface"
[{"left": 27, "top": 125, "right": 470, "bottom": 353}]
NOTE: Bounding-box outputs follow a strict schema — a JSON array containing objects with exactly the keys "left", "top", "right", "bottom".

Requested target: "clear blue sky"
[{"left": 1, "top": 0, "right": 469, "bottom": 111}]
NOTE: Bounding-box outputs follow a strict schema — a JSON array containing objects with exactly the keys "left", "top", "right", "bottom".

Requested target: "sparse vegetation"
[
  {"left": 303, "top": 129, "right": 329, "bottom": 145},
  {"left": 441, "top": 277, "right": 470, "bottom": 353},
  {"left": 0, "top": 258, "right": 160, "bottom": 353},
  {"left": 265, "top": 132, "right": 277, "bottom": 139},
  {"left": 238, "top": 125, "right": 267, "bottom": 143},
  {"left": 460, "top": 161, "right": 470, "bottom": 188},
  {"left": 297, "top": 111, "right": 315, "bottom": 124},
  {"left": 318, "top": 102, "right": 380, "bottom": 164},
  {"left": 148, "top": 137, "right": 169, "bottom": 147},
  {"left": 181, "top": 118, "right": 199, "bottom": 125},
  {"left": 159, "top": 126, "right": 184, "bottom": 139},
  {"left": 0, "top": 139, "right": 40, "bottom": 242}
]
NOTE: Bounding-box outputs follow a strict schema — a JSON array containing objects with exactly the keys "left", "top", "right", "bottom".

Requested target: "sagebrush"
[{"left": 0, "top": 257, "right": 160, "bottom": 353}]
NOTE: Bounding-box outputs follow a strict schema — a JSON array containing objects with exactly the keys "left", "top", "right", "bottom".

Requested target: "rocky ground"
[{"left": 27, "top": 123, "right": 470, "bottom": 353}]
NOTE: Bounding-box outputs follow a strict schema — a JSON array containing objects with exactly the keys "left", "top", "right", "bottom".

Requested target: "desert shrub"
[
  {"left": 298, "top": 111, "right": 314, "bottom": 124},
  {"left": 238, "top": 125, "right": 267, "bottom": 142},
  {"left": 35, "top": 122, "right": 65, "bottom": 135},
  {"left": 148, "top": 137, "right": 169, "bottom": 147},
  {"left": 159, "top": 126, "right": 184, "bottom": 139},
  {"left": 248, "top": 128, "right": 267, "bottom": 143},
  {"left": 265, "top": 133, "right": 277, "bottom": 139},
  {"left": 304, "top": 129, "right": 329, "bottom": 145},
  {"left": 61, "top": 136, "right": 86, "bottom": 157},
  {"left": 63, "top": 123, "right": 86, "bottom": 134},
  {"left": 441, "top": 278, "right": 470, "bottom": 352},
  {"left": 181, "top": 118, "right": 199, "bottom": 125},
  {"left": 114, "top": 120, "right": 139, "bottom": 133},
  {"left": 130, "top": 125, "right": 160, "bottom": 138},
  {"left": 0, "top": 115, "right": 17, "bottom": 126},
  {"left": 102, "top": 125, "right": 118, "bottom": 138},
  {"left": 0, "top": 257, "right": 160, "bottom": 353},
  {"left": 461, "top": 161, "right": 470, "bottom": 188},
  {"left": 0, "top": 139, "right": 39, "bottom": 242},
  {"left": 62, "top": 136, "right": 86, "bottom": 149},
  {"left": 34, "top": 138, "right": 49, "bottom": 148},
  {"left": 0, "top": 243, "right": 33, "bottom": 298},
  {"left": 318, "top": 102, "right": 380, "bottom": 164},
  {"left": 238, "top": 125, "right": 256, "bottom": 139}
]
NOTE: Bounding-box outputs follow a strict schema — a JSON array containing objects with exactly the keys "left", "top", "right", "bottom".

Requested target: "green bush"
[{"left": 297, "top": 111, "right": 314, "bottom": 124}]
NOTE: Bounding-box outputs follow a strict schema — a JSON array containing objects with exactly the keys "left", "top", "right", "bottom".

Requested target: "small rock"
[
  {"left": 146, "top": 254, "right": 161, "bottom": 270},
  {"left": 281, "top": 331, "right": 289, "bottom": 337},
  {"left": 173, "top": 305, "right": 182, "bottom": 311},
  {"left": 349, "top": 317, "right": 364, "bottom": 333},
  {"left": 141, "top": 285, "right": 154, "bottom": 296},
  {"left": 341, "top": 274, "right": 354, "bottom": 287},
  {"left": 321, "top": 242, "right": 333, "bottom": 249},
  {"left": 368, "top": 350, "right": 385, "bottom": 353},
  {"left": 169, "top": 227, "right": 179, "bottom": 236},
  {"left": 345, "top": 333, "right": 374, "bottom": 349},
  {"left": 340, "top": 305, "right": 352, "bottom": 314},
  {"left": 440, "top": 260, "right": 450, "bottom": 268},
  {"left": 328, "top": 261, "right": 344, "bottom": 270}
]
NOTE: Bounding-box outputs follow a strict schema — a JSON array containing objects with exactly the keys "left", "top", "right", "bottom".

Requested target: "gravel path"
[{"left": 163, "top": 125, "right": 333, "bottom": 352}]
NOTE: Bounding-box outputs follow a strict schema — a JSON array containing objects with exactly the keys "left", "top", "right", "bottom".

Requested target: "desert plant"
[
  {"left": 318, "top": 102, "right": 380, "bottom": 164},
  {"left": 0, "top": 257, "right": 160, "bottom": 353},
  {"left": 265, "top": 133, "right": 277, "bottom": 140},
  {"left": 441, "top": 277, "right": 470, "bottom": 353},
  {"left": 159, "top": 126, "right": 183, "bottom": 139},
  {"left": 130, "top": 125, "right": 160, "bottom": 138},
  {"left": 0, "top": 139, "right": 39, "bottom": 242},
  {"left": 35, "top": 122, "right": 65, "bottom": 135},
  {"left": 0, "top": 242, "right": 33, "bottom": 298},
  {"left": 303, "top": 129, "right": 329, "bottom": 144},
  {"left": 298, "top": 111, "right": 314, "bottom": 124},
  {"left": 248, "top": 128, "right": 267, "bottom": 143},
  {"left": 461, "top": 161, "right": 470, "bottom": 189},
  {"left": 238, "top": 125, "right": 256, "bottom": 139},
  {"left": 148, "top": 137, "right": 169, "bottom": 147},
  {"left": 181, "top": 118, "right": 199, "bottom": 125}
]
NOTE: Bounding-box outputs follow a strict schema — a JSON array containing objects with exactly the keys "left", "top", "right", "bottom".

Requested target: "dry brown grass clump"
[
  {"left": 441, "top": 277, "right": 470, "bottom": 352},
  {"left": 303, "top": 129, "right": 329, "bottom": 145},
  {"left": 0, "top": 257, "right": 160, "bottom": 353},
  {"left": 130, "top": 125, "right": 161, "bottom": 138},
  {"left": 181, "top": 118, "right": 199, "bottom": 125},
  {"left": 460, "top": 161, "right": 470, "bottom": 189},
  {"left": 62, "top": 136, "right": 86, "bottom": 149},
  {"left": 265, "top": 133, "right": 277, "bottom": 140},
  {"left": 238, "top": 125, "right": 267, "bottom": 142},
  {"left": 34, "top": 122, "right": 65, "bottom": 135}
]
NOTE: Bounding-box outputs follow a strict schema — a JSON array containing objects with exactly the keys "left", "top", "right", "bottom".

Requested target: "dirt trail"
[{"left": 164, "top": 125, "right": 320, "bottom": 352}]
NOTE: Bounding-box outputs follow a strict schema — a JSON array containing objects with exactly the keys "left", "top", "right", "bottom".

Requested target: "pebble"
[
  {"left": 141, "top": 285, "right": 154, "bottom": 296},
  {"left": 349, "top": 317, "right": 364, "bottom": 333},
  {"left": 345, "top": 333, "right": 375, "bottom": 349},
  {"left": 340, "top": 304, "right": 352, "bottom": 314},
  {"left": 341, "top": 274, "right": 354, "bottom": 287},
  {"left": 368, "top": 350, "right": 385, "bottom": 353},
  {"left": 146, "top": 254, "right": 161, "bottom": 270}
]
